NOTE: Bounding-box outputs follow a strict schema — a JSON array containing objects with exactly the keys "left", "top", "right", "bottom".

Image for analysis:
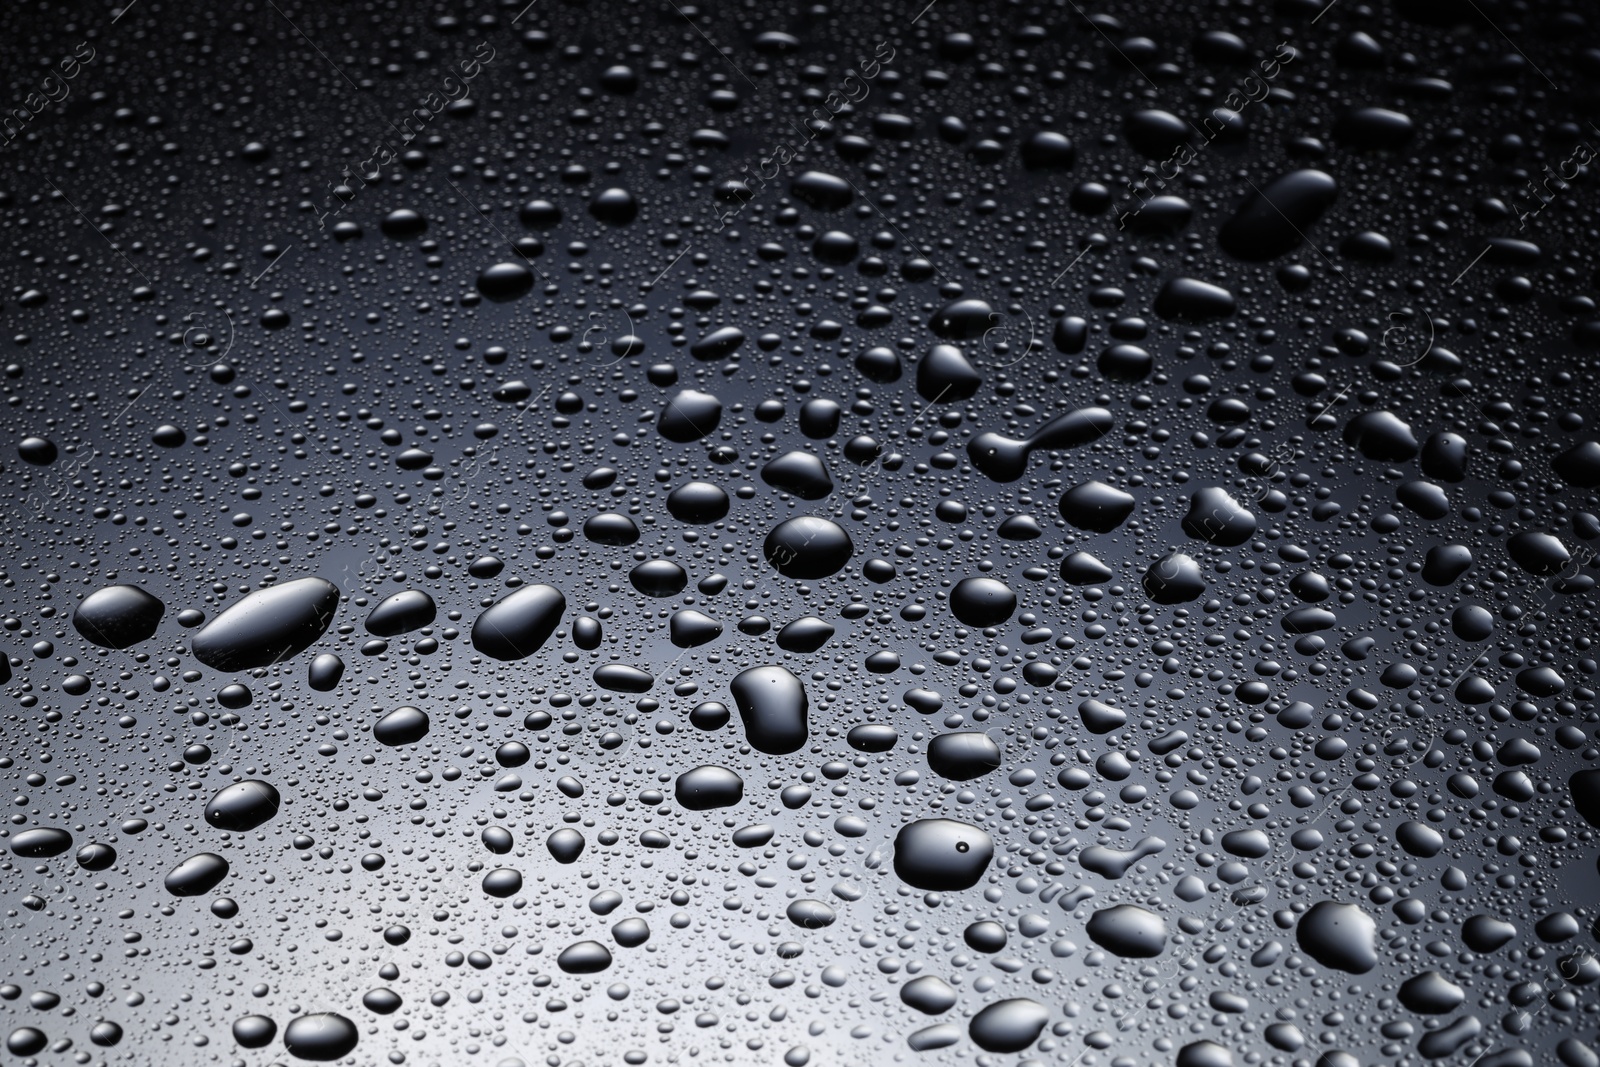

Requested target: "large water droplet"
[
  {"left": 165, "top": 852, "right": 230, "bottom": 897},
  {"left": 374, "top": 706, "right": 430, "bottom": 746},
  {"left": 658, "top": 389, "right": 723, "bottom": 442},
  {"left": 916, "top": 343, "right": 983, "bottom": 401},
  {"left": 675, "top": 765, "right": 745, "bottom": 810},
  {"left": 730, "top": 666, "right": 810, "bottom": 754},
  {"left": 761, "top": 451, "right": 834, "bottom": 500},
  {"left": 204, "top": 780, "right": 281, "bottom": 832},
  {"left": 471, "top": 584, "right": 566, "bottom": 661},
  {"left": 949, "top": 577, "right": 1017, "bottom": 627},
  {"left": 1218, "top": 169, "right": 1337, "bottom": 260},
  {"left": 73, "top": 585, "right": 164, "bottom": 649},
  {"left": 557, "top": 940, "right": 613, "bottom": 973},
  {"left": 1086, "top": 903, "right": 1169, "bottom": 957},
  {"left": 893, "top": 818, "right": 993, "bottom": 891},
  {"left": 282, "top": 1012, "right": 359, "bottom": 1061},
  {"left": 364, "top": 589, "right": 437, "bottom": 636},
  {"left": 9, "top": 827, "right": 72, "bottom": 857},
  {"left": 476, "top": 261, "right": 534, "bottom": 302},
  {"left": 968, "top": 997, "right": 1050, "bottom": 1053},
  {"left": 927, "top": 732, "right": 1002, "bottom": 780},
  {"left": 307, "top": 652, "right": 345, "bottom": 691},
  {"left": 666, "top": 480, "right": 730, "bottom": 523},
  {"left": 232, "top": 1014, "right": 278, "bottom": 1048},
  {"left": 764, "top": 517, "right": 853, "bottom": 579},
  {"left": 482, "top": 867, "right": 523, "bottom": 897},
  {"left": 1296, "top": 901, "right": 1378, "bottom": 973},
  {"left": 547, "top": 828, "right": 586, "bottom": 864},
  {"left": 630, "top": 560, "right": 688, "bottom": 597},
  {"left": 190, "top": 578, "right": 340, "bottom": 671},
  {"left": 1059, "top": 481, "right": 1136, "bottom": 533}
]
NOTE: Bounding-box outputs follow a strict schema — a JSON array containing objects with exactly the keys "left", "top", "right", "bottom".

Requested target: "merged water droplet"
[
  {"left": 9, "top": 827, "right": 73, "bottom": 857},
  {"left": 1296, "top": 901, "right": 1378, "bottom": 973},
  {"left": 190, "top": 578, "right": 340, "bottom": 671},
  {"left": 730, "top": 666, "right": 809, "bottom": 755}
]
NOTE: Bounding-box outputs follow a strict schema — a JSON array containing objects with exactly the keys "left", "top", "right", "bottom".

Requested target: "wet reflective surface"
[{"left": 1, "top": 1, "right": 1599, "bottom": 1065}]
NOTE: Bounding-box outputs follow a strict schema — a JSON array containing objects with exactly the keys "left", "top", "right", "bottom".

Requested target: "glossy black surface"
[{"left": 1, "top": 1, "right": 1599, "bottom": 1065}]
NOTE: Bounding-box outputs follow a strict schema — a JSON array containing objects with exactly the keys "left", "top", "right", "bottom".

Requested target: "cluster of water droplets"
[{"left": 0, "top": 0, "right": 1598, "bottom": 1065}]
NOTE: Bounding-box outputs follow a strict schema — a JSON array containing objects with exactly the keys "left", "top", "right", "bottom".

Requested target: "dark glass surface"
[{"left": 1, "top": 1, "right": 1598, "bottom": 1064}]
